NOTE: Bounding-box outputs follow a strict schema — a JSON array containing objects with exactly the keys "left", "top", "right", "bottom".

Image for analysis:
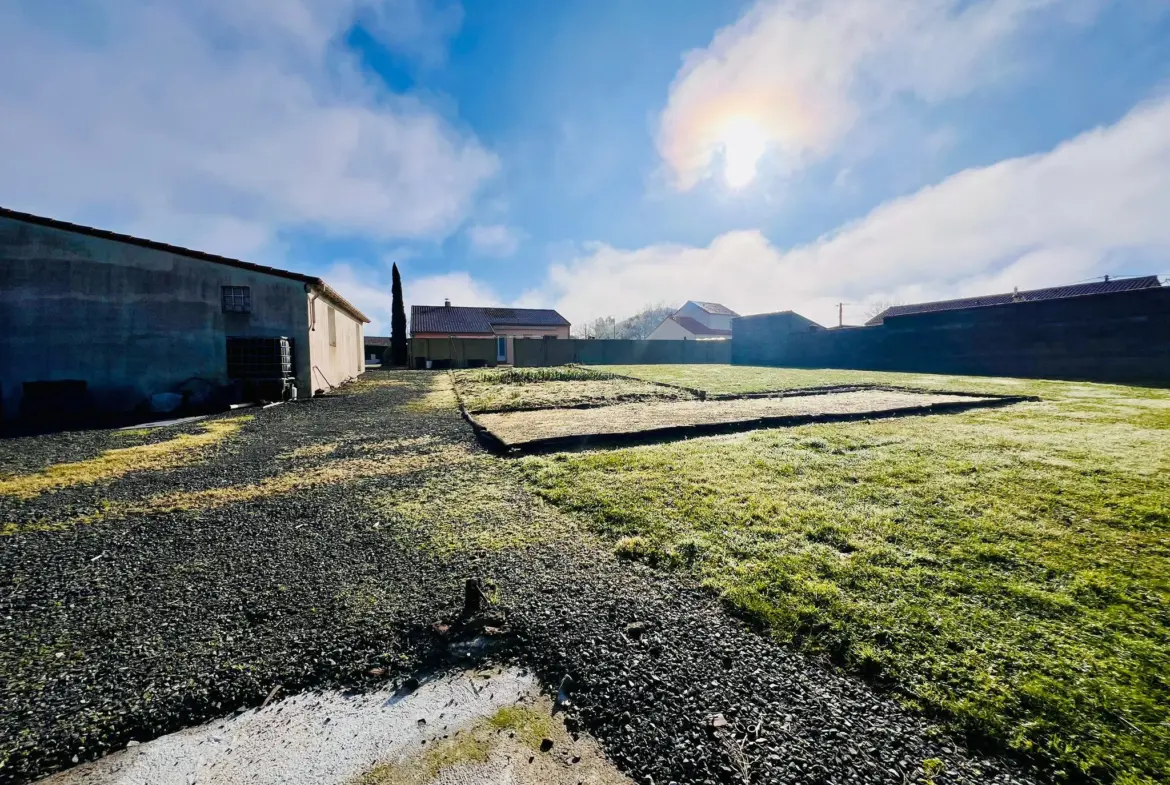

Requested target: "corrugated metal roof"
[
  {"left": 689, "top": 301, "right": 740, "bottom": 316},
  {"left": 0, "top": 206, "right": 371, "bottom": 323},
  {"left": 410, "top": 305, "right": 569, "bottom": 334},
  {"left": 865, "top": 276, "right": 1162, "bottom": 325},
  {"left": 672, "top": 315, "right": 732, "bottom": 336}
]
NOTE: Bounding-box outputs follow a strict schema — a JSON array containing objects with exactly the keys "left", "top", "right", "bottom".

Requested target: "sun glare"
[{"left": 719, "top": 116, "right": 768, "bottom": 188}]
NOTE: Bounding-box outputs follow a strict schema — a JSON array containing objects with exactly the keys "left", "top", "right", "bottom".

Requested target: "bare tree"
[
  {"left": 616, "top": 302, "right": 677, "bottom": 339},
  {"left": 573, "top": 302, "right": 680, "bottom": 339},
  {"left": 863, "top": 299, "right": 903, "bottom": 322}
]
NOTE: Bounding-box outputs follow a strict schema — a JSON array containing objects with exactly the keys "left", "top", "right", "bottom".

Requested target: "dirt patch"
[{"left": 475, "top": 390, "right": 1022, "bottom": 451}]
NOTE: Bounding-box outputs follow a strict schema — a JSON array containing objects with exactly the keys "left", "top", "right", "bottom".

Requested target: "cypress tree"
[{"left": 390, "top": 263, "right": 408, "bottom": 367}]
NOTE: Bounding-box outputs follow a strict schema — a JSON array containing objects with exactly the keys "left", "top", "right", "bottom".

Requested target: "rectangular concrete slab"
[{"left": 474, "top": 390, "right": 1004, "bottom": 450}]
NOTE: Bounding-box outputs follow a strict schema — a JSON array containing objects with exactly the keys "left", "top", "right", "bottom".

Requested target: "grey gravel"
[{"left": 0, "top": 371, "right": 1045, "bottom": 785}]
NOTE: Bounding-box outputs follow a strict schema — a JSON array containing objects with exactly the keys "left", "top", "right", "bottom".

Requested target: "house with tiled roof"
[
  {"left": 647, "top": 300, "right": 739, "bottom": 340},
  {"left": 865, "top": 276, "right": 1162, "bottom": 325},
  {"left": 410, "top": 300, "right": 570, "bottom": 364}
]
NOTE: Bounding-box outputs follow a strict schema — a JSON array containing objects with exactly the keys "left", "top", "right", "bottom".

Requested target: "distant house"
[
  {"left": 410, "top": 301, "right": 570, "bottom": 364},
  {"left": 364, "top": 336, "right": 391, "bottom": 364},
  {"left": 647, "top": 301, "right": 739, "bottom": 340},
  {"left": 865, "top": 276, "right": 1162, "bottom": 325}
]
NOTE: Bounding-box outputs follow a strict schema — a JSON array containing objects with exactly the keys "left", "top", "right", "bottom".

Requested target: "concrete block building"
[{"left": 0, "top": 207, "right": 368, "bottom": 421}]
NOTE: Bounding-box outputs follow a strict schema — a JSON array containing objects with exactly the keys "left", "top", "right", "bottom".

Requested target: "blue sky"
[{"left": 2, "top": 0, "right": 1169, "bottom": 332}]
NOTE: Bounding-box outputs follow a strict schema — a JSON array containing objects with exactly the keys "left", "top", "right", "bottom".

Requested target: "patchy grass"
[
  {"left": 456, "top": 377, "right": 695, "bottom": 413},
  {"left": 522, "top": 369, "right": 1170, "bottom": 784},
  {"left": 404, "top": 373, "right": 458, "bottom": 412},
  {"left": 140, "top": 446, "right": 473, "bottom": 514},
  {"left": 352, "top": 700, "right": 609, "bottom": 785},
  {"left": 485, "top": 704, "right": 554, "bottom": 748},
  {"left": 464, "top": 367, "right": 619, "bottom": 385},
  {"left": 601, "top": 364, "right": 1043, "bottom": 396},
  {"left": 2, "top": 442, "right": 473, "bottom": 535},
  {"left": 279, "top": 442, "right": 340, "bottom": 460},
  {"left": 354, "top": 733, "right": 491, "bottom": 785},
  {"left": 0, "top": 417, "right": 251, "bottom": 499},
  {"left": 350, "top": 706, "right": 544, "bottom": 785},
  {"left": 112, "top": 428, "right": 153, "bottom": 438},
  {"left": 453, "top": 365, "right": 691, "bottom": 413},
  {"left": 373, "top": 461, "right": 572, "bottom": 554}
]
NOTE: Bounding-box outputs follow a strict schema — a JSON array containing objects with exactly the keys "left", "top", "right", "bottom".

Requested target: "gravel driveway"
[{"left": 0, "top": 372, "right": 1042, "bottom": 785}]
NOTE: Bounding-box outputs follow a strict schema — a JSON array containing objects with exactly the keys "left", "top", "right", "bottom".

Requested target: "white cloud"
[
  {"left": 466, "top": 224, "right": 522, "bottom": 257},
  {"left": 657, "top": 0, "right": 1085, "bottom": 190},
  {"left": 0, "top": 0, "right": 497, "bottom": 259},
  {"left": 531, "top": 94, "right": 1170, "bottom": 327}
]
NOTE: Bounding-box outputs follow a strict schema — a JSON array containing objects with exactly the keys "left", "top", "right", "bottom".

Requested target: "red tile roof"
[{"left": 866, "top": 276, "right": 1162, "bottom": 325}]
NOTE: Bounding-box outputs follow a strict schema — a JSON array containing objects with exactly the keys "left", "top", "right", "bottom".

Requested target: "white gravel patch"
[{"left": 44, "top": 669, "right": 538, "bottom": 785}]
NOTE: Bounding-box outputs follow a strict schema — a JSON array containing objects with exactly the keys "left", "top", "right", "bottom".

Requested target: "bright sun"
[{"left": 719, "top": 116, "right": 768, "bottom": 188}]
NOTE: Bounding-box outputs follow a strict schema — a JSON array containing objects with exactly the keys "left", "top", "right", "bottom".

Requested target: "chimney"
[
  {"left": 444, "top": 298, "right": 451, "bottom": 307},
  {"left": 1104, "top": 275, "right": 1110, "bottom": 283}
]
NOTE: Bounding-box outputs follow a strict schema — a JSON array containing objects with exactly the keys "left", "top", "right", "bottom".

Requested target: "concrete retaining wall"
[{"left": 732, "top": 287, "right": 1170, "bottom": 385}]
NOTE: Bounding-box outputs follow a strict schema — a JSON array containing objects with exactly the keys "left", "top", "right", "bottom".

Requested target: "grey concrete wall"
[
  {"left": 513, "top": 338, "right": 731, "bottom": 367},
  {"left": 732, "top": 287, "right": 1170, "bottom": 385},
  {"left": 0, "top": 215, "right": 313, "bottom": 419}
]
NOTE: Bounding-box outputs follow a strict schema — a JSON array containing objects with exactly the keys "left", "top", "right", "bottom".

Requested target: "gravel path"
[{"left": 0, "top": 372, "right": 1042, "bottom": 785}]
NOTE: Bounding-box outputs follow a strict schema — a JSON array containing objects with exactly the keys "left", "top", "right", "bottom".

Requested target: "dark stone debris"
[{"left": 0, "top": 371, "right": 1044, "bottom": 785}]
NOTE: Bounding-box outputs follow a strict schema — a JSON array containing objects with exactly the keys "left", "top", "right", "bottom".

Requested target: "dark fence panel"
[
  {"left": 513, "top": 339, "right": 731, "bottom": 367},
  {"left": 732, "top": 287, "right": 1170, "bottom": 385},
  {"left": 410, "top": 337, "right": 499, "bottom": 368}
]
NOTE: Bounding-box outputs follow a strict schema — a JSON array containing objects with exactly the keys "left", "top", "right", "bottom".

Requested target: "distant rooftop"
[
  {"left": 410, "top": 304, "right": 569, "bottom": 335},
  {"left": 670, "top": 315, "right": 732, "bottom": 336},
  {"left": 688, "top": 301, "right": 740, "bottom": 317},
  {"left": 866, "top": 276, "right": 1162, "bottom": 325}
]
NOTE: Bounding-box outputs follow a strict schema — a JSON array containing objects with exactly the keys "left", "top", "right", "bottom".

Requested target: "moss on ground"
[
  {"left": 352, "top": 704, "right": 564, "bottom": 785},
  {"left": 521, "top": 367, "right": 1170, "bottom": 784},
  {"left": 0, "top": 417, "right": 252, "bottom": 499},
  {"left": 405, "top": 374, "right": 458, "bottom": 412},
  {"left": 279, "top": 442, "right": 340, "bottom": 459},
  {"left": 2, "top": 441, "right": 473, "bottom": 535},
  {"left": 373, "top": 461, "right": 572, "bottom": 554},
  {"left": 138, "top": 446, "right": 474, "bottom": 514}
]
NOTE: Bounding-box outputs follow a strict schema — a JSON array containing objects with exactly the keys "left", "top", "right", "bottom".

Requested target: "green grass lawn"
[
  {"left": 603, "top": 363, "right": 1044, "bottom": 395},
  {"left": 521, "top": 365, "right": 1170, "bottom": 784}
]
